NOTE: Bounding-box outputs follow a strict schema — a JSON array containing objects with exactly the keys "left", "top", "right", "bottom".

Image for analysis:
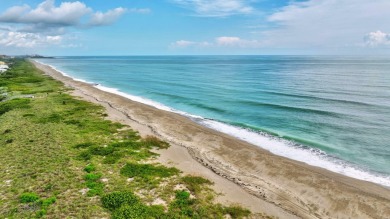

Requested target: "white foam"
[
  {"left": 95, "top": 85, "right": 173, "bottom": 112},
  {"left": 33, "top": 59, "right": 91, "bottom": 84},
  {"left": 94, "top": 84, "right": 204, "bottom": 119},
  {"left": 198, "top": 119, "right": 390, "bottom": 187},
  {"left": 35, "top": 60, "right": 390, "bottom": 188}
]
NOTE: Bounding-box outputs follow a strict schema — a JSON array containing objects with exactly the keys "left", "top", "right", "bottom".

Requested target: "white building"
[{"left": 0, "top": 64, "right": 8, "bottom": 73}]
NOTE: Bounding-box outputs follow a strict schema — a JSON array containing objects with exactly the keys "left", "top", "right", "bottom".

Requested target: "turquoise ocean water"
[{"left": 36, "top": 56, "right": 390, "bottom": 187}]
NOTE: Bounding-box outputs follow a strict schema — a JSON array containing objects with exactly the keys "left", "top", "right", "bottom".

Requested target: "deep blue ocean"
[{"left": 36, "top": 56, "right": 390, "bottom": 186}]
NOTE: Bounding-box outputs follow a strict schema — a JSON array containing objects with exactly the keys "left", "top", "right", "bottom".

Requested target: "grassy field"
[{"left": 0, "top": 59, "right": 264, "bottom": 218}]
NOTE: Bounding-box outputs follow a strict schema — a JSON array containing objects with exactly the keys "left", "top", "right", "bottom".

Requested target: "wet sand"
[{"left": 32, "top": 60, "right": 390, "bottom": 219}]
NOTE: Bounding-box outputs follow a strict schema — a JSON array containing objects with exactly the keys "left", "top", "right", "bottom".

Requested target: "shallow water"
[{"left": 37, "top": 56, "right": 390, "bottom": 186}]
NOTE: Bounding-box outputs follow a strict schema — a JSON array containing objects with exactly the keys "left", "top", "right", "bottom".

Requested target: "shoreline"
[
  {"left": 33, "top": 60, "right": 390, "bottom": 188},
  {"left": 32, "top": 60, "right": 390, "bottom": 218}
]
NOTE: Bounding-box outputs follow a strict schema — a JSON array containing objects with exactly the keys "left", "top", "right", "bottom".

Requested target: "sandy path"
[{"left": 32, "top": 60, "right": 390, "bottom": 219}]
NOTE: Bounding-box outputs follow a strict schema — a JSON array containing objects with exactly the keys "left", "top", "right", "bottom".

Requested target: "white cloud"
[
  {"left": 0, "top": 0, "right": 91, "bottom": 26},
  {"left": 88, "top": 7, "right": 150, "bottom": 26},
  {"left": 0, "top": 0, "right": 130, "bottom": 30},
  {"left": 171, "top": 40, "right": 213, "bottom": 48},
  {"left": 0, "top": 0, "right": 133, "bottom": 49},
  {"left": 172, "top": 0, "right": 254, "bottom": 17},
  {"left": 216, "top": 36, "right": 241, "bottom": 45},
  {"left": 171, "top": 40, "right": 196, "bottom": 47},
  {"left": 89, "top": 8, "right": 127, "bottom": 26},
  {"left": 0, "top": 31, "right": 62, "bottom": 48},
  {"left": 364, "top": 31, "right": 390, "bottom": 47},
  {"left": 0, "top": 5, "right": 31, "bottom": 21},
  {"left": 216, "top": 36, "right": 262, "bottom": 47},
  {"left": 172, "top": 36, "right": 262, "bottom": 48},
  {"left": 46, "top": 35, "right": 62, "bottom": 44},
  {"left": 0, "top": 32, "right": 35, "bottom": 48},
  {"left": 263, "top": 0, "right": 390, "bottom": 49}
]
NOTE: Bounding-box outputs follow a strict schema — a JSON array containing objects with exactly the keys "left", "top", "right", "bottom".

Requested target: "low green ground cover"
[{"left": 0, "top": 59, "right": 255, "bottom": 218}]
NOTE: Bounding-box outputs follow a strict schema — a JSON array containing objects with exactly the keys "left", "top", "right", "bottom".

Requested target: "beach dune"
[{"left": 32, "top": 60, "right": 390, "bottom": 219}]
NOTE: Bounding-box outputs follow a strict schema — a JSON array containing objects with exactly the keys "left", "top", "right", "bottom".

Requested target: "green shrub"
[
  {"left": 13, "top": 76, "right": 44, "bottom": 83},
  {"left": 101, "top": 191, "right": 139, "bottom": 211},
  {"left": 78, "top": 145, "right": 119, "bottom": 161},
  {"left": 35, "top": 209, "right": 47, "bottom": 218},
  {"left": 21, "top": 88, "right": 53, "bottom": 94},
  {"left": 64, "top": 119, "right": 83, "bottom": 126},
  {"left": 84, "top": 164, "right": 96, "bottom": 173},
  {"left": 89, "top": 145, "right": 115, "bottom": 156},
  {"left": 147, "top": 205, "right": 166, "bottom": 218},
  {"left": 87, "top": 186, "right": 104, "bottom": 196},
  {"left": 174, "top": 190, "right": 191, "bottom": 206},
  {"left": 41, "top": 197, "right": 56, "bottom": 208},
  {"left": 112, "top": 204, "right": 149, "bottom": 219},
  {"left": 85, "top": 173, "right": 103, "bottom": 196},
  {"left": 80, "top": 120, "right": 123, "bottom": 134},
  {"left": 85, "top": 173, "right": 101, "bottom": 181},
  {"left": 169, "top": 190, "right": 195, "bottom": 217},
  {"left": 77, "top": 150, "right": 92, "bottom": 161},
  {"left": 111, "top": 204, "right": 166, "bottom": 219},
  {"left": 20, "top": 192, "right": 39, "bottom": 203},
  {"left": 223, "top": 205, "right": 251, "bottom": 218},
  {"left": 86, "top": 181, "right": 104, "bottom": 196},
  {"left": 120, "top": 163, "right": 180, "bottom": 179},
  {"left": 63, "top": 106, "right": 88, "bottom": 116},
  {"left": 0, "top": 98, "right": 31, "bottom": 115},
  {"left": 74, "top": 142, "right": 95, "bottom": 149},
  {"left": 125, "top": 130, "right": 140, "bottom": 141},
  {"left": 37, "top": 113, "right": 63, "bottom": 123},
  {"left": 142, "top": 136, "right": 170, "bottom": 149},
  {"left": 44, "top": 184, "right": 53, "bottom": 191},
  {"left": 127, "top": 149, "right": 158, "bottom": 161},
  {"left": 110, "top": 141, "right": 141, "bottom": 150},
  {"left": 182, "top": 176, "right": 213, "bottom": 193},
  {"left": 103, "top": 152, "right": 123, "bottom": 164}
]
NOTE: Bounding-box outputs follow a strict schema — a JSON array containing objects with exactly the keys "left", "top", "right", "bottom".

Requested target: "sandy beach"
[{"left": 32, "top": 60, "right": 390, "bottom": 219}]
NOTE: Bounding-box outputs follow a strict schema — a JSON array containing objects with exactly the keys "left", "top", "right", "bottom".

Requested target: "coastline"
[
  {"left": 33, "top": 58, "right": 390, "bottom": 187},
  {"left": 31, "top": 60, "right": 390, "bottom": 218}
]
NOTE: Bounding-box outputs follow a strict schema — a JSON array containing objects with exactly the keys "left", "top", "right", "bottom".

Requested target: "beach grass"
[{"left": 0, "top": 59, "right": 254, "bottom": 218}]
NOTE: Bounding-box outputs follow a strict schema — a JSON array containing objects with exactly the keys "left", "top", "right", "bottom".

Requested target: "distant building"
[
  {"left": 0, "top": 63, "right": 9, "bottom": 73},
  {"left": 0, "top": 55, "right": 9, "bottom": 59}
]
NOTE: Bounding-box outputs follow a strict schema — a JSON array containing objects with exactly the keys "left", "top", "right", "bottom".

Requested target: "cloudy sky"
[{"left": 0, "top": 0, "right": 389, "bottom": 55}]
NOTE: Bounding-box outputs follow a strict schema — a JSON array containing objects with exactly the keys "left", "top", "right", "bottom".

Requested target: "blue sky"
[{"left": 0, "top": 0, "right": 389, "bottom": 55}]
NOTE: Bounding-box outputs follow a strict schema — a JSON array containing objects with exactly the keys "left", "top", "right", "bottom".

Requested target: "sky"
[{"left": 0, "top": 0, "right": 389, "bottom": 55}]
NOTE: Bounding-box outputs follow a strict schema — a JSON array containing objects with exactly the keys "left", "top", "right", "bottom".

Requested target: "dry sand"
[{"left": 32, "top": 60, "right": 390, "bottom": 219}]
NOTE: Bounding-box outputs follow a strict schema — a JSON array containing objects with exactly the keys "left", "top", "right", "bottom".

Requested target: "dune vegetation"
[{"left": 0, "top": 59, "right": 255, "bottom": 218}]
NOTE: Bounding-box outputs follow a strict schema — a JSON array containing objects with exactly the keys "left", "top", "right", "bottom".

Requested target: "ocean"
[{"left": 36, "top": 56, "right": 390, "bottom": 187}]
